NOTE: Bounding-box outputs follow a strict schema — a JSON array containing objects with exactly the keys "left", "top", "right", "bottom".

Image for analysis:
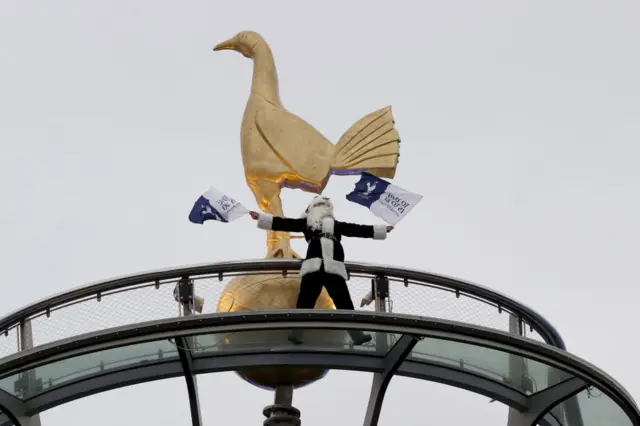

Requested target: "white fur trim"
[
  {"left": 321, "top": 217, "right": 335, "bottom": 235},
  {"left": 320, "top": 235, "right": 348, "bottom": 280},
  {"left": 300, "top": 258, "right": 322, "bottom": 277},
  {"left": 300, "top": 257, "right": 347, "bottom": 280},
  {"left": 300, "top": 215, "right": 347, "bottom": 281},
  {"left": 320, "top": 237, "right": 333, "bottom": 269},
  {"left": 373, "top": 224, "right": 387, "bottom": 240},
  {"left": 257, "top": 214, "right": 274, "bottom": 230}
]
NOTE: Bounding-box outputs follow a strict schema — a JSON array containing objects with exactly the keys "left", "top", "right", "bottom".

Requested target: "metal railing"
[{"left": 0, "top": 259, "right": 565, "bottom": 362}]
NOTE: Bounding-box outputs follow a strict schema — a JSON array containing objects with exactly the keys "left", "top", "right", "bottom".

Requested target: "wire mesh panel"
[
  {"left": 0, "top": 262, "right": 562, "bottom": 362},
  {"left": 28, "top": 282, "right": 179, "bottom": 348},
  {"left": 194, "top": 272, "right": 547, "bottom": 339},
  {"left": 388, "top": 280, "right": 511, "bottom": 330},
  {"left": 0, "top": 326, "right": 19, "bottom": 360}
]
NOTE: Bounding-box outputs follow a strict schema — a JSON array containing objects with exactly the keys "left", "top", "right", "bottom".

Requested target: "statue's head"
[
  {"left": 213, "top": 31, "right": 264, "bottom": 59},
  {"left": 301, "top": 196, "right": 334, "bottom": 230}
]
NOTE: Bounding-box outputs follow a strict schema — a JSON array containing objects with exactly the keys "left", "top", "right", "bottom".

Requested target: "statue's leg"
[
  {"left": 248, "top": 180, "right": 299, "bottom": 258},
  {"left": 264, "top": 194, "right": 293, "bottom": 257},
  {"left": 266, "top": 195, "right": 302, "bottom": 259}
]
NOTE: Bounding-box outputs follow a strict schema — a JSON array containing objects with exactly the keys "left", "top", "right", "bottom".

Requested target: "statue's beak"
[{"left": 213, "top": 38, "right": 237, "bottom": 52}]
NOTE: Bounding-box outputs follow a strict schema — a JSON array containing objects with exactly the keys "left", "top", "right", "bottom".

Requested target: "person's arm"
[
  {"left": 250, "top": 211, "right": 306, "bottom": 233},
  {"left": 335, "top": 221, "right": 393, "bottom": 240}
]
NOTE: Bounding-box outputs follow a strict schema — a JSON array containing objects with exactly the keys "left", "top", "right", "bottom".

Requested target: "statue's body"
[{"left": 214, "top": 31, "right": 400, "bottom": 258}]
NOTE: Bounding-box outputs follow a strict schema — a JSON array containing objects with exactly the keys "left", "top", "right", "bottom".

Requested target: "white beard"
[{"left": 306, "top": 205, "right": 333, "bottom": 231}]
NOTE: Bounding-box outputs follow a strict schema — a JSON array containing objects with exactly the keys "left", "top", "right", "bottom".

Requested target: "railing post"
[
  {"left": 372, "top": 275, "right": 390, "bottom": 314},
  {"left": 15, "top": 320, "right": 42, "bottom": 426},
  {"left": 174, "top": 277, "right": 203, "bottom": 426},
  {"left": 174, "top": 276, "right": 204, "bottom": 316},
  {"left": 507, "top": 315, "right": 528, "bottom": 426},
  {"left": 372, "top": 275, "right": 390, "bottom": 354}
]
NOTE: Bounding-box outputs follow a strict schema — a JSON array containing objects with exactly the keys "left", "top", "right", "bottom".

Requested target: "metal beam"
[
  {"left": 0, "top": 388, "right": 32, "bottom": 426},
  {"left": 538, "top": 414, "right": 563, "bottom": 426},
  {"left": 363, "top": 335, "right": 419, "bottom": 426},
  {"left": 195, "top": 352, "right": 378, "bottom": 375},
  {"left": 176, "top": 337, "right": 202, "bottom": 426},
  {"left": 521, "top": 377, "right": 587, "bottom": 426},
  {"left": 0, "top": 389, "right": 28, "bottom": 417}
]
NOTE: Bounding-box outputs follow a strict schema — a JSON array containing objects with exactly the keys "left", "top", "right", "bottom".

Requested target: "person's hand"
[
  {"left": 249, "top": 211, "right": 259, "bottom": 220},
  {"left": 386, "top": 226, "right": 394, "bottom": 232}
]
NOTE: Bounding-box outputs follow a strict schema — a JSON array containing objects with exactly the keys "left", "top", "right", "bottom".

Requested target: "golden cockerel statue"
[{"left": 214, "top": 31, "right": 401, "bottom": 258}]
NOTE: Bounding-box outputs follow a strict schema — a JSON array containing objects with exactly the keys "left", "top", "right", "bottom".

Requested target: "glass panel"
[
  {"left": 544, "top": 387, "right": 634, "bottom": 426},
  {"left": 409, "top": 337, "right": 573, "bottom": 394},
  {"left": 193, "top": 328, "right": 401, "bottom": 356},
  {"left": 0, "top": 339, "right": 177, "bottom": 399},
  {"left": 192, "top": 328, "right": 401, "bottom": 391},
  {"left": 0, "top": 328, "right": 400, "bottom": 400}
]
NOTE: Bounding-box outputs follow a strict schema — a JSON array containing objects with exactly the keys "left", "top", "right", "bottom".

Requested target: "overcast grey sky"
[{"left": 1, "top": 1, "right": 639, "bottom": 425}]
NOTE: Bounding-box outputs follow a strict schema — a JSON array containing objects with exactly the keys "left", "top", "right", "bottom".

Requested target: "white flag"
[
  {"left": 346, "top": 173, "right": 423, "bottom": 225},
  {"left": 188, "top": 187, "right": 249, "bottom": 224}
]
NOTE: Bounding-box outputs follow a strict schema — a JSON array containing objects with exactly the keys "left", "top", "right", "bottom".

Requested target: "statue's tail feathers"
[{"left": 330, "top": 106, "right": 400, "bottom": 179}]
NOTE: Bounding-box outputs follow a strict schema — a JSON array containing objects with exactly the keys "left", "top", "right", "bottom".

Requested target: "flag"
[
  {"left": 188, "top": 187, "right": 249, "bottom": 224},
  {"left": 346, "top": 173, "right": 423, "bottom": 225}
]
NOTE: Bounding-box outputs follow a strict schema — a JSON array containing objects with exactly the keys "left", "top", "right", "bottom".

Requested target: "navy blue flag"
[{"left": 346, "top": 173, "right": 423, "bottom": 225}]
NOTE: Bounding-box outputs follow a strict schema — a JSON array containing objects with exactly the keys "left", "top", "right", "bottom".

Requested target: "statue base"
[{"left": 263, "top": 385, "right": 301, "bottom": 426}]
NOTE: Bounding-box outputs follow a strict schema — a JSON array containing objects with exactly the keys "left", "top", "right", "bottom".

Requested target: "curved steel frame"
[
  {"left": 0, "top": 311, "right": 638, "bottom": 426},
  {"left": 0, "top": 259, "right": 566, "bottom": 349}
]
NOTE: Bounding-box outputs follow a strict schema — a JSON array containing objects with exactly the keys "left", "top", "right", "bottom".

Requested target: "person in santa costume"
[{"left": 249, "top": 195, "right": 393, "bottom": 345}]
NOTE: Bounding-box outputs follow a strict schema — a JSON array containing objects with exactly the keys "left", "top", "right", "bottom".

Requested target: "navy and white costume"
[
  {"left": 256, "top": 196, "right": 388, "bottom": 345},
  {"left": 257, "top": 212, "right": 387, "bottom": 281}
]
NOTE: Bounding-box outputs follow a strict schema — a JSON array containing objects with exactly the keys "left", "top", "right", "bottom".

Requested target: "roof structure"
[{"left": 0, "top": 260, "right": 637, "bottom": 426}]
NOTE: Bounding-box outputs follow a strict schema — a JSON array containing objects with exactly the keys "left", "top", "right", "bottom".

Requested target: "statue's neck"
[{"left": 251, "top": 44, "right": 281, "bottom": 106}]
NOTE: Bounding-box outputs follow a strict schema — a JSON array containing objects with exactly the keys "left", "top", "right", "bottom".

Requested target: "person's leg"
[
  {"left": 323, "top": 274, "right": 372, "bottom": 346},
  {"left": 289, "top": 272, "right": 324, "bottom": 344},
  {"left": 323, "top": 274, "right": 355, "bottom": 310},
  {"left": 296, "top": 272, "right": 324, "bottom": 309}
]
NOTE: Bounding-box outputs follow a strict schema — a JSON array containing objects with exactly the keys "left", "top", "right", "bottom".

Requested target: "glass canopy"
[
  {"left": 549, "top": 389, "right": 634, "bottom": 426},
  {"left": 410, "top": 336, "right": 574, "bottom": 395},
  {"left": 0, "top": 327, "right": 636, "bottom": 426}
]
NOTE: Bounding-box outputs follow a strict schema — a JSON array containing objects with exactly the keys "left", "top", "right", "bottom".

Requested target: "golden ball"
[
  {"left": 217, "top": 273, "right": 335, "bottom": 312},
  {"left": 216, "top": 273, "right": 346, "bottom": 389}
]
